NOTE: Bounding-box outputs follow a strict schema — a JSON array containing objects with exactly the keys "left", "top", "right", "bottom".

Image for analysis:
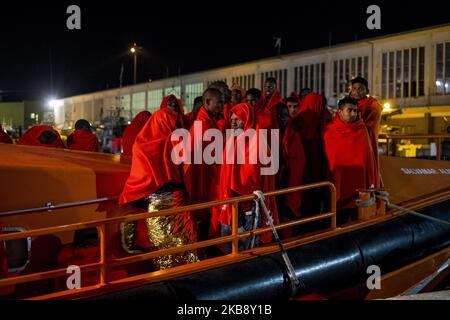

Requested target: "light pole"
[{"left": 130, "top": 44, "right": 138, "bottom": 85}]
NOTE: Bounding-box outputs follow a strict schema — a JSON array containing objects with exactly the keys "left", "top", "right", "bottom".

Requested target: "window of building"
[
  {"left": 351, "top": 58, "right": 356, "bottom": 78},
  {"left": 185, "top": 82, "right": 204, "bottom": 112},
  {"left": 148, "top": 89, "right": 163, "bottom": 112},
  {"left": 339, "top": 60, "right": 344, "bottom": 94},
  {"left": 382, "top": 53, "right": 387, "bottom": 98},
  {"left": 382, "top": 47, "right": 424, "bottom": 99},
  {"left": 332, "top": 56, "right": 368, "bottom": 96},
  {"left": 306, "top": 66, "right": 309, "bottom": 89},
  {"left": 232, "top": 74, "right": 255, "bottom": 91},
  {"left": 389, "top": 52, "right": 394, "bottom": 98},
  {"left": 435, "top": 42, "right": 450, "bottom": 95},
  {"left": 321, "top": 62, "right": 325, "bottom": 95},
  {"left": 299, "top": 66, "right": 304, "bottom": 91},
  {"left": 294, "top": 67, "right": 298, "bottom": 92},
  {"left": 396, "top": 51, "right": 402, "bottom": 98},
  {"left": 164, "top": 86, "right": 181, "bottom": 98},
  {"left": 333, "top": 61, "right": 338, "bottom": 94},
  {"left": 261, "top": 69, "right": 287, "bottom": 96},
  {"left": 411, "top": 48, "right": 417, "bottom": 97},
  {"left": 315, "top": 64, "right": 320, "bottom": 92},
  {"left": 345, "top": 59, "right": 350, "bottom": 88},
  {"left": 419, "top": 47, "right": 425, "bottom": 96},
  {"left": 131, "top": 92, "right": 146, "bottom": 118},
  {"left": 446, "top": 43, "right": 450, "bottom": 95},
  {"left": 436, "top": 43, "right": 444, "bottom": 95},
  {"left": 363, "top": 56, "right": 369, "bottom": 79},
  {"left": 296, "top": 63, "right": 325, "bottom": 94},
  {"left": 404, "top": 49, "right": 410, "bottom": 97},
  {"left": 115, "top": 95, "right": 130, "bottom": 120},
  {"left": 357, "top": 57, "right": 362, "bottom": 77}
]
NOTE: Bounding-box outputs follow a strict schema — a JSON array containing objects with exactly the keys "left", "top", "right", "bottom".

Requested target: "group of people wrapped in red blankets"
[
  {"left": 1, "top": 119, "right": 100, "bottom": 151},
  {"left": 118, "top": 76, "right": 382, "bottom": 266},
  {"left": 0, "top": 76, "right": 382, "bottom": 274}
]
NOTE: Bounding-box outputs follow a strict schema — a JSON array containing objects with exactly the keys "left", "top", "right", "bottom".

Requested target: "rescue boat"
[{"left": 0, "top": 137, "right": 449, "bottom": 300}]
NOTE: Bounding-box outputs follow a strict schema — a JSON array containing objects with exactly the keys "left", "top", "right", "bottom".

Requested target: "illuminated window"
[
  {"left": 446, "top": 43, "right": 450, "bottom": 95},
  {"left": 131, "top": 92, "right": 146, "bottom": 118},
  {"left": 185, "top": 83, "right": 204, "bottom": 112},
  {"left": 411, "top": 48, "right": 417, "bottom": 97},
  {"left": 164, "top": 86, "right": 181, "bottom": 98},
  {"left": 419, "top": 47, "right": 425, "bottom": 96},
  {"left": 435, "top": 42, "right": 450, "bottom": 95},
  {"left": 333, "top": 61, "right": 338, "bottom": 95},
  {"left": 396, "top": 51, "right": 402, "bottom": 98},
  {"left": 299, "top": 66, "right": 304, "bottom": 91},
  {"left": 115, "top": 95, "right": 130, "bottom": 120},
  {"left": 389, "top": 52, "right": 394, "bottom": 98},
  {"left": 382, "top": 46, "right": 424, "bottom": 99},
  {"left": 403, "top": 49, "right": 410, "bottom": 97},
  {"left": 148, "top": 89, "right": 163, "bottom": 112},
  {"left": 381, "top": 53, "right": 387, "bottom": 99},
  {"left": 363, "top": 56, "right": 369, "bottom": 79}
]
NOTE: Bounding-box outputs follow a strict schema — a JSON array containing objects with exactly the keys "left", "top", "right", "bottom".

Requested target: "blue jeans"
[{"left": 221, "top": 204, "right": 262, "bottom": 254}]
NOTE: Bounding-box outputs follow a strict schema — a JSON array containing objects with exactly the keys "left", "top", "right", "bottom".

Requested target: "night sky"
[{"left": 0, "top": 0, "right": 449, "bottom": 101}]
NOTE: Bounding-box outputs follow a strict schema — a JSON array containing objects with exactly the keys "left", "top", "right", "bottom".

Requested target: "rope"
[
  {"left": 249, "top": 198, "right": 260, "bottom": 249},
  {"left": 253, "top": 190, "right": 306, "bottom": 297},
  {"left": 356, "top": 192, "right": 377, "bottom": 208},
  {"left": 375, "top": 191, "right": 450, "bottom": 227}
]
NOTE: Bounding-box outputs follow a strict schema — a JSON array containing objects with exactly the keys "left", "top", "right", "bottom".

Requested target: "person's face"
[
  {"left": 264, "top": 81, "right": 276, "bottom": 96},
  {"left": 286, "top": 101, "right": 299, "bottom": 117},
  {"left": 350, "top": 83, "right": 367, "bottom": 100},
  {"left": 338, "top": 103, "right": 359, "bottom": 123},
  {"left": 231, "top": 89, "right": 242, "bottom": 104},
  {"left": 205, "top": 95, "right": 224, "bottom": 117},
  {"left": 246, "top": 94, "right": 258, "bottom": 106},
  {"left": 167, "top": 96, "right": 179, "bottom": 111},
  {"left": 277, "top": 107, "right": 290, "bottom": 128},
  {"left": 230, "top": 112, "right": 244, "bottom": 130}
]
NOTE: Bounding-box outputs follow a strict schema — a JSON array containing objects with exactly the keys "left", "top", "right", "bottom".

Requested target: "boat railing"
[
  {"left": 379, "top": 134, "right": 450, "bottom": 160},
  {"left": 0, "top": 182, "right": 336, "bottom": 300}
]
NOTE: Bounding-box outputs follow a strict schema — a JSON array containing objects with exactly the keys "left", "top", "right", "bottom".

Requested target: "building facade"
[{"left": 54, "top": 24, "right": 450, "bottom": 133}]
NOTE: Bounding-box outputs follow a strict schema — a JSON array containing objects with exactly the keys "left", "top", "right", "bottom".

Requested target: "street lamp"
[{"left": 130, "top": 43, "right": 138, "bottom": 84}]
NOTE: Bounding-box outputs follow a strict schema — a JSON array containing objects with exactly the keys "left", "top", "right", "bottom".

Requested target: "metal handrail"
[
  {"left": 0, "top": 197, "right": 118, "bottom": 218},
  {"left": 379, "top": 134, "right": 450, "bottom": 139},
  {"left": 0, "top": 182, "right": 337, "bottom": 296}
]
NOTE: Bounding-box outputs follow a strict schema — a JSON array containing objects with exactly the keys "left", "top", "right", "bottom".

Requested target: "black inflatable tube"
[{"left": 90, "top": 200, "right": 450, "bottom": 300}]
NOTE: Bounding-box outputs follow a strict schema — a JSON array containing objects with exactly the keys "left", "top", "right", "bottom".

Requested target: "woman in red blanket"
[
  {"left": 119, "top": 95, "right": 195, "bottom": 269},
  {"left": 66, "top": 119, "right": 100, "bottom": 152},
  {"left": 121, "top": 111, "right": 152, "bottom": 157},
  {"left": 17, "top": 125, "right": 65, "bottom": 148},
  {"left": 212, "top": 103, "right": 279, "bottom": 253},
  {"left": 293, "top": 92, "right": 332, "bottom": 215}
]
